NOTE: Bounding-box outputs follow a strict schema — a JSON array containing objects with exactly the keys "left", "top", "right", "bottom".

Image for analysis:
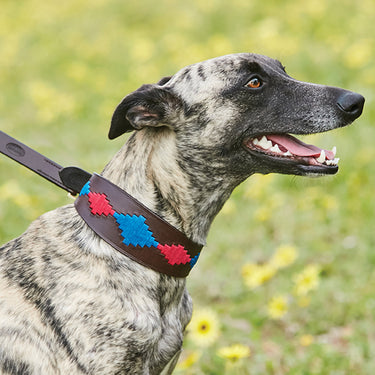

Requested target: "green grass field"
[{"left": 0, "top": 0, "right": 374, "bottom": 373}]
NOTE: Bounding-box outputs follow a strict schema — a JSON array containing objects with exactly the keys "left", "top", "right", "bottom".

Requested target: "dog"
[{"left": 0, "top": 53, "right": 364, "bottom": 374}]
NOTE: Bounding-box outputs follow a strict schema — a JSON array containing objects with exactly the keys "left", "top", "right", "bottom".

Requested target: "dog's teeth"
[
  {"left": 258, "top": 136, "right": 272, "bottom": 150},
  {"left": 258, "top": 136, "right": 268, "bottom": 147},
  {"left": 253, "top": 138, "right": 259, "bottom": 145},
  {"left": 325, "top": 157, "right": 340, "bottom": 166},
  {"left": 317, "top": 150, "right": 326, "bottom": 163},
  {"left": 332, "top": 146, "right": 337, "bottom": 156},
  {"left": 284, "top": 151, "right": 292, "bottom": 156},
  {"left": 270, "top": 144, "right": 282, "bottom": 154}
]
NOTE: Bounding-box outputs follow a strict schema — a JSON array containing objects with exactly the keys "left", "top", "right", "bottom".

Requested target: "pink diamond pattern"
[
  {"left": 88, "top": 192, "right": 115, "bottom": 216},
  {"left": 157, "top": 244, "right": 192, "bottom": 265}
]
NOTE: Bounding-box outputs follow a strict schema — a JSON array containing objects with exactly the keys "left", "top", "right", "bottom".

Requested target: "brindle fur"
[{"left": 0, "top": 53, "right": 364, "bottom": 374}]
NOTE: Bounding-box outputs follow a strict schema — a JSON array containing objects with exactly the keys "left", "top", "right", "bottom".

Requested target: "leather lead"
[
  {"left": 0, "top": 131, "right": 92, "bottom": 195},
  {"left": 0, "top": 131, "right": 203, "bottom": 276}
]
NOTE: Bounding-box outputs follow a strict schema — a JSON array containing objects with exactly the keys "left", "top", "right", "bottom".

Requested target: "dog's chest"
[
  {"left": 1, "top": 206, "right": 193, "bottom": 374},
  {"left": 58, "top": 246, "right": 192, "bottom": 373}
]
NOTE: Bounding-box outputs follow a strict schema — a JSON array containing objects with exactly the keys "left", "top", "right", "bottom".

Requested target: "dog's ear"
[
  {"left": 157, "top": 76, "right": 172, "bottom": 85},
  {"left": 108, "top": 77, "right": 177, "bottom": 140}
]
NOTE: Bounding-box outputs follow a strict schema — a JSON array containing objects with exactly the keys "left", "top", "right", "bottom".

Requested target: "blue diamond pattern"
[
  {"left": 113, "top": 212, "right": 159, "bottom": 248},
  {"left": 190, "top": 253, "right": 200, "bottom": 268},
  {"left": 79, "top": 181, "right": 91, "bottom": 196}
]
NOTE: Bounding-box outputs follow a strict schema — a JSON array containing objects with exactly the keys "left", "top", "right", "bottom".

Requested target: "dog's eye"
[{"left": 246, "top": 77, "right": 262, "bottom": 89}]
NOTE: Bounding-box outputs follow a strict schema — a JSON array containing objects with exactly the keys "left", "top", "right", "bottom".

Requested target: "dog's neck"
[{"left": 101, "top": 128, "right": 235, "bottom": 245}]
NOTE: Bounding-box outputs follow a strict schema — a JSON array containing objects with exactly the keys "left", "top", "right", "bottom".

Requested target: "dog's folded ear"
[{"left": 109, "top": 80, "right": 179, "bottom": 140}]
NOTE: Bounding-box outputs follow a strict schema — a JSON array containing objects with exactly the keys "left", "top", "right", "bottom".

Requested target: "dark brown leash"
[
  {"left": 0, "top": 130, "right": 202, "bottom": 277},
  {"left": 0, "top": 130, "right": 91, "bottom": 195}
]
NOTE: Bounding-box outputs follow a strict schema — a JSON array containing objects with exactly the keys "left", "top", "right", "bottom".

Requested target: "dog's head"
[{"left": 109, "top": 53, "right": 364, "bottom": 179}]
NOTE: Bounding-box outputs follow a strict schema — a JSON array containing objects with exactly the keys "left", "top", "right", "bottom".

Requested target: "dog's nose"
[{"left": 337, "top": 91, "right": 365, "bottom": 119}]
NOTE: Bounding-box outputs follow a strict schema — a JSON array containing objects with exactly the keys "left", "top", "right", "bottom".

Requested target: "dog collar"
[
  {"left": 75, "top": 174, "right": 203, "bottom": 277},
  {"left": 0, "top": 131, "right": 202, "bottom": 277}
]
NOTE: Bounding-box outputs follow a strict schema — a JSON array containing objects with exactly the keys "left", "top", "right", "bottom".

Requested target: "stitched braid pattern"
[{"left": 79, "top": 181, "right": 200, "bottom": 268}]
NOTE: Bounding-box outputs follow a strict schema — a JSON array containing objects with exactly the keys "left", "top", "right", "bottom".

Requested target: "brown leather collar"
[
  {"left": 75, "top": 174, "right": 203, "bottom": 277},
  {"left": 0, "top": 131, "right": 202, "bottom": 277}
]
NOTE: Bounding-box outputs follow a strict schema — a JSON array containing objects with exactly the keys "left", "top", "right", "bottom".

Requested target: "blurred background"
[{"left": 0, "top": 0, "right": 374, "bottom": 373}]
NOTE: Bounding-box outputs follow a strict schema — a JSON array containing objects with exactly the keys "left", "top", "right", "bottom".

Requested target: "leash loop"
[{"left": 0, "top": 131, "right": 91, "bottom": 195}]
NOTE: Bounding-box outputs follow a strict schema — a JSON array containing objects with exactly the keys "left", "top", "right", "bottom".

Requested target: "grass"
[{"left": 0, "top": 0, "right": 374, "bottom": 373}]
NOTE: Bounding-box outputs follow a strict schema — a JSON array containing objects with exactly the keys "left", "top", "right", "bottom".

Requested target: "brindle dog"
[{"left": 0, "top": 53, "right": 364, "bottom": 374}]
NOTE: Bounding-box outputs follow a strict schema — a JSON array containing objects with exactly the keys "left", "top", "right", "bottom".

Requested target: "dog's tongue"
[{"left": 267, "top": 134, "right": 334, "bottom": 159}]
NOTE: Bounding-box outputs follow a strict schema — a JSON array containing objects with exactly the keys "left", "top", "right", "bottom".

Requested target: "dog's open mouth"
[{"left": 244, "top": 134, "right": 339, "bottom": 174}]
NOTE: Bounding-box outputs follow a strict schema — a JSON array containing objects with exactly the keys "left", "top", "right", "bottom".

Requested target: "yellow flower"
[
  {"left": 218, "top": 344, "right": 251, "bottom": 363},
  {"left": 293, "top": 264, "right": 321, "bottom": 296},
  {"left": 176, "top": 351, "right": 201, "bottom": 370},
  {"left": 344, "top": 40, "right": 372, "bottom": 69},
  {"left": 270, "top": 245, "right": 298, "bottom": 269},
  {"left": 244, "top": 174, "right": 274, "bottom": 200},
  {"left": 321, "top": 194, "right": 338, "bottom": 211},
  {"left": 299, "top": 334, "right": 314, "bottom": 347},
  {"left": 267, "top": 295, "right": 288, "bottom": 319},
  {"left": 241, "top": 262, "right": 259, "bottom": 279},
  {"left": 242, "top": 263, "right": 276, "bottom": 289},
  {"left": 254, "top": 206, "right": 272, "bottom": 222},
  {"left": 297, "top": 295, "right": 311, "bottom": 308},
  {"left": 187, "top": 308, "right": 220, "bottom": 347},
  {"left": 27, "top": 80, "right": 75, "bottom": 122},
  {"left": 221, "top": 199, "right": 236, "bottom": 216}
]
